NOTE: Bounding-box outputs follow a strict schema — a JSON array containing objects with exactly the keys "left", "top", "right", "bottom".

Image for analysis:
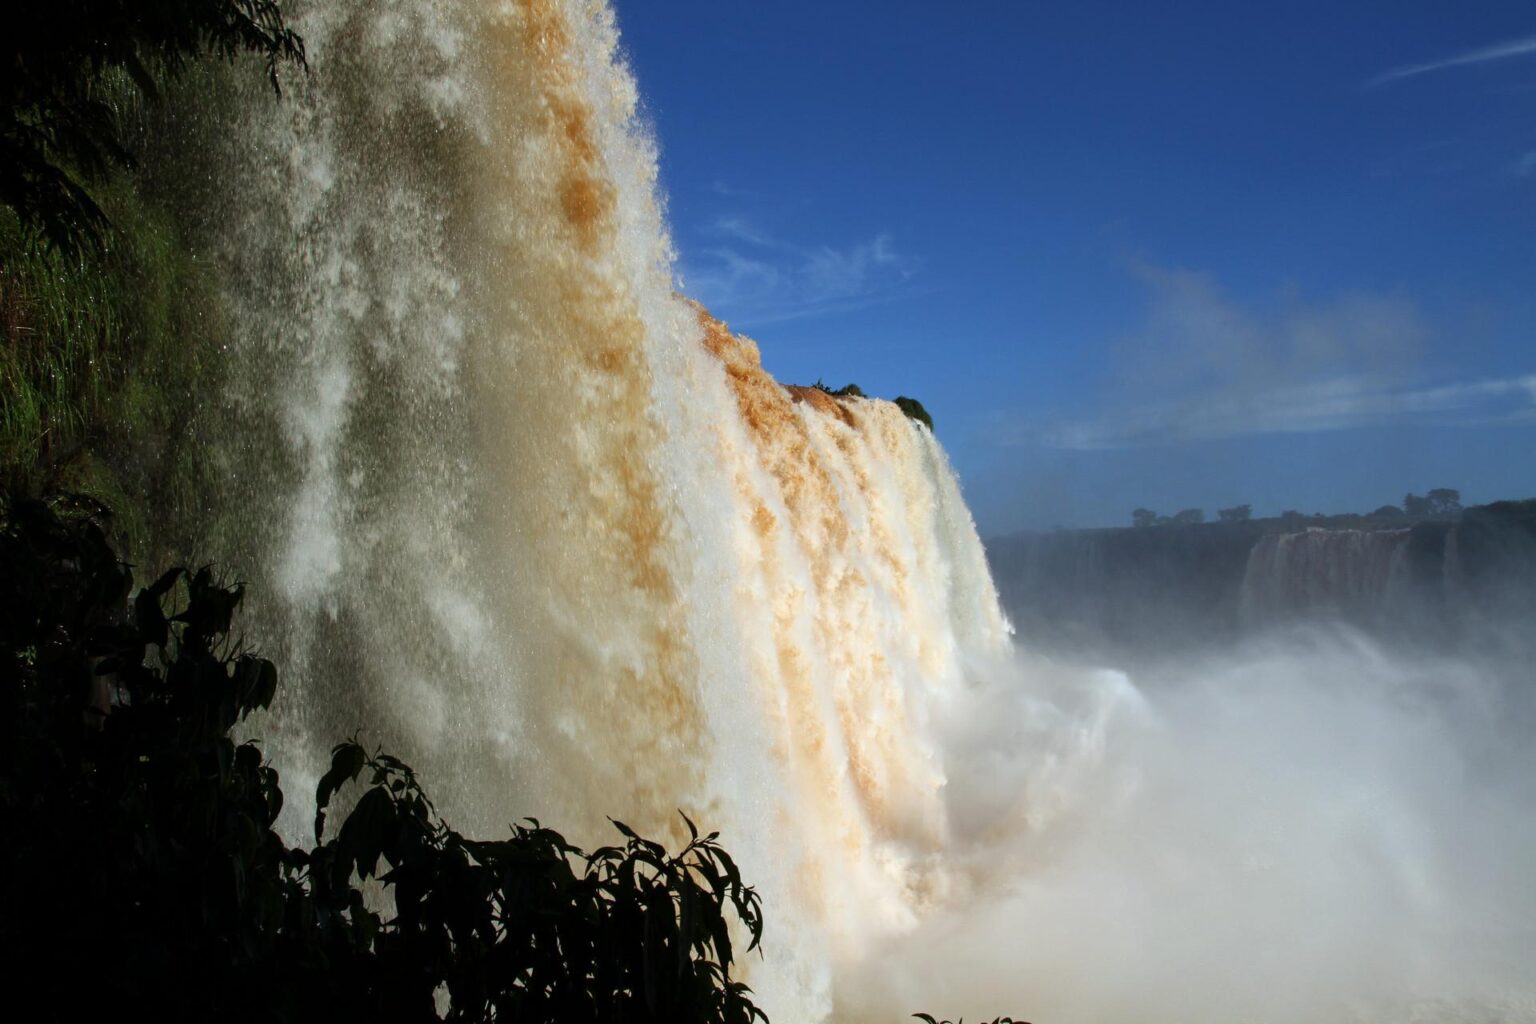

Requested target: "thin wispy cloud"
[
  {"left": 1368, "top": 33, "right": 1536, "bottom": 88},
  {"left": 678, "top": 214, "right": 920, "bottom": 326},
  {"left": 1043, "top": 374, "right": 1536, "bottom": 450},
  {"left": 801, "top": 234, "right": 906, "bottom": 298},
  {"left": 1025, "top": 263, "right": 1536, "bottom": 450},
  {"left": 708, "top": 215, "right": 776, "bottom": 247},
  {"left": 709, "top": 180, "right": 758, "bottom": 199}
]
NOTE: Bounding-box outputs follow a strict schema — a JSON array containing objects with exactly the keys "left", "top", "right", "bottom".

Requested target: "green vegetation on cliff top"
[{"left": 813, "top": 380, "right": 936, "bottom": 431}]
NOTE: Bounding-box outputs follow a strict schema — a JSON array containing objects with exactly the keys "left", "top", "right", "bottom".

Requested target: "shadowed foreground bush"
[{"left": 0, "top": 492, "right": 765, "bottom": 1023}]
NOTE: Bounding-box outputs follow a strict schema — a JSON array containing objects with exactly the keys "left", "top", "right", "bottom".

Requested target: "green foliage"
[
  {"left": 2, "top": 0, "right": 305, "bottom": 252},
  {"left": 1131, "top": 507, "right": 1157, "bottom": 528},
  {"left": 807, "top": 381, "right": 927, "bottom": 427},
  {"left": 2, "top": 491, "right": 294, "bottom": 1021},
  {"left": 1, "top": 492, "right": 769, "bottom": 1024},
  {"left": 1216, "top": 503, "right": 1251, "bottom": 523},
  {"left": 811, "top": 379, "right": 866, "bottom": 398},
  {"left": 1463, "top": 497, "right": 1536, "bottom": 523},
  {"left": 1403, "top": 489, "right": 1460, "bottom": 518},
  {"left": 309, "top": 744, "right": 766, "bottom": 1023},
  {"left": 1, "top": 188, "right": 226, "bottom": 557},
  {"left": 1, "top": 208, "right": 120, "bottom": 465},
  {"left": 894, "top": 395, "right": 934, "bottom": 432},
  {"left": 1171, "top": 507, "right": 1204, "bottom": 525},
  {"left": 1426, "top": 488, "right": 1461, "bottom": 517}
]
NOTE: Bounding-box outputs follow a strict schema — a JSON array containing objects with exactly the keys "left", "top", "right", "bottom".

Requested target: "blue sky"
[{"left": 616, "top": 2, "right": 1536, "bottom": 534}]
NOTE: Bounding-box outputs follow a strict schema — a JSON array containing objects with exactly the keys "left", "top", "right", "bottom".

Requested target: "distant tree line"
[
  {"left": 1132, "top": 507, "right": 1210, "bottom": 527},
  {"left": 1131, "top": 489, "right": 1463, "bottom": 527},
  {"left": 1403, "top": 488, "right": 1462, "bottom": 517}
]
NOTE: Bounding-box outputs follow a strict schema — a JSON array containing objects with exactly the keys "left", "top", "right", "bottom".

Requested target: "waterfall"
[
  {"left": 177, "top": 1, "right": 1007, "bottom": 1016},
  {"left": 1239, "top": 527, "right": 1415, "bottom": 623}
]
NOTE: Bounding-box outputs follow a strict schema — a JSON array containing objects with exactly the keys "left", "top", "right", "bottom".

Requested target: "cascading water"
[
  {"left": 179, "top": 1, "right": 1009, "bottom": 1015},
  {"left": 160, "top": 1, "right": 1536, "bottom": 1020},
  {"left": 1239, "top": 528, "right": 1415, "bottom": 622}
]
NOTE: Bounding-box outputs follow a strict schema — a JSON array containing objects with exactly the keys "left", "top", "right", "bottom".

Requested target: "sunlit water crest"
[{"left": 170, "top": 1, "right": 1536, "bottom": 1019}]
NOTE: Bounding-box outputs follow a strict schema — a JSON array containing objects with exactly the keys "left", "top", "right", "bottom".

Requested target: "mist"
[{"left": 833, "top": 623, "right": 1536, "bottom": 1022}]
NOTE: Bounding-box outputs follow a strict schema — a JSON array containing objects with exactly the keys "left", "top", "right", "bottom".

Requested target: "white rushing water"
[
  {"left": 176, "top": 2, "right": 1536, "bottom": 1020},
  {"left": 1240, "top": 527, "right": 1416, "bottom": 623}
]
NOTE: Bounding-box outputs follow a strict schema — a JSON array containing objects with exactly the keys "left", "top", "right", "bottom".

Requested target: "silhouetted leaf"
[
  {"left": 134, "top": 587, "right": 169, "bottom": 649},
  {"left": 338, "top": 786, "right": 397, "bottom": 879},
  {"left": 315, "top": 741, "right": 367, "bottom": 843},
  {"left": 144, "top": 566, "right": 183, "bottom": 599}
]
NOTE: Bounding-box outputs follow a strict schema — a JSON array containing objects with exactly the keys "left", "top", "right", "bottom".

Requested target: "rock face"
[
  {"left": 987, "top": 503, "right": 1536, "bottom": 661},
  {"left": 694, "top": 304, "right": 864, "bottom": 428}
]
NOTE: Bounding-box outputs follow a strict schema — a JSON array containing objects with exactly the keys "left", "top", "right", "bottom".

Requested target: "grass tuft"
[{"left": 1, "top": 175, "right": 227, "bottom": 561}]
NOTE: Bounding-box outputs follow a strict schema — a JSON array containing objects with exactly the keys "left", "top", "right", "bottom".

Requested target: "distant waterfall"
[{"left": 1238, "top": 527, "right": 1414, "bottom": 622}]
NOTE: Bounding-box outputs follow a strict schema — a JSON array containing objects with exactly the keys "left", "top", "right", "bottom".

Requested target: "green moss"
[
  {"left": 1, "top": 174, "right": 226, "bottom": 564},
  {"left": 48, "top": 449, "right": 148, "bottom": 555}
]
